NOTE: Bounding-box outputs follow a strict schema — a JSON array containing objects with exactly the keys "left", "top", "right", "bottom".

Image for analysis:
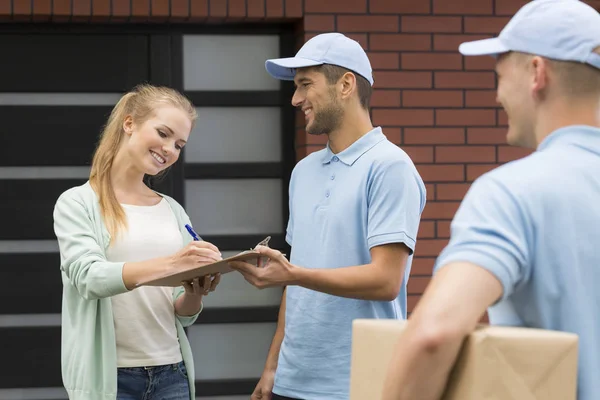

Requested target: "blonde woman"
[{"left": 53, "top": 84, "right": 221, "bottom": 400}]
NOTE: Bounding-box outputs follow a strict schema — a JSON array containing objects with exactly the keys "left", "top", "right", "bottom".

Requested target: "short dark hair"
[{"left": 314, "top": 64, "right": 373, "bottom": 110}]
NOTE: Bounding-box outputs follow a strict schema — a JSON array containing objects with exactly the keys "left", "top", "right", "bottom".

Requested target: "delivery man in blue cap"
[
  {"left": 229, "top": 32, "right": 426, "bottom": 399},
  {"left": 382, "top": 1, "right": 600, "bottom": 399}
]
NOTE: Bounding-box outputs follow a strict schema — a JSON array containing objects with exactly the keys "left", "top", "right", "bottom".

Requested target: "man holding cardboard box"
[{"left": 380, "top": 1, "right": 600, "bottom": 399}]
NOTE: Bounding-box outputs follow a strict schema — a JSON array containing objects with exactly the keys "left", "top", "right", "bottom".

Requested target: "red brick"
[
  {"left": 466, "top": 90, "right": 499, "bottom": 107},
  {"left": 437, "top": 220, "right": 451, "bottom": 238},
  {"left": 436, "top": 109, "right": 496, "bottom": 126},
  {"left": 305, "top": 0, "right": 366, "bottom": 13},
  {"left": 151, "top": 0, "right": 170, "bottom": 17},
  {"left": 434, "top": 34, "right": 491, "bottom": 51},
  {"left": 131, "top": 0, "right": 149, "bottom": 17},
  {"left": 495, "top": 0, "right": 528, "bottom": 15},
  {"left": 368, "top": 52, "right": 400, "bottom": 70},
  {"left": 402, "top": 53, "right": 462, "bottom": 70},
  {"left": 72, "top": 0, "right": 92, "bottom": 20},
  {"left": 402, "top": 16, "right": 462, "bottom": 33},
  {"left": 410, "top": 257, "right": 435, "bottom": 276},
  {"left": 266, "top": 0, "right": 283, "bottom": 17},
  {"left": 33, "top": 0, "right": 52, "bottom": 16},
  {"left": 247, "top": 0, "right": 264, "bottom": 17},
  {"left": 467, "top": 128, "right": 507, "bottom": 144},
  {"left": 403, "top": 146, "right": 435, "bottom": 163},
  {"left": 464, "top": 17, "right": 510, "bottom": 34},
  {"left": 408, "top": 276, "right": 431, "bottom": 294},
  {"left": 408, "top": 295, "right": 420, "bottom": 312},
  {"left": 434, "top": 0, "right": 493, "bottom": 15},
  {"left": 228, "top": 0, "right": 246, "bottom": 18},
  {"left": 370, "top": 34, "right": 431, "bottom": 51},
  {"left": 53, "top": 0, "right": 71, "bottom": 16},
  {"left": 422, "top": 201, "right": 460, "bottom": 219},
  {"left": 374, "top": 71, "right": 432, "bottom": 89},
  {"left": 465, "top": 56, "right": 496, "bottom": 71},
  {"left": 14, "top": 0, "right": 32, "bottom": 15},
  {"left": 416, "top": 239, "right": 450, "bottom": 256},
  {"left": 498, "top": 109, "right": 508, "bottom": 126},
  {"left": 371, "top": 90, "right": 401, "bottom": 107},
  {"left": 370, "top": 0, "right": 430, "bottom": 13},
  {"left": 403, "top": 90, "right": 463, "bottom": 107},
  {"left": 404, "top": 128, "right": 465, "bottom": 145},
  {"left": 498, "top": 146, "right": 533, "bottom": 163},
  {"left": 338, "top": 15, "right": 399, "bottom": 32},
  {"left": 425, "top": 183, "right": 435, "bottom": 200},
  {"left": 437, "top": 183, "right": 472, "bottom": 200},
  {"left": 285, "top": 0, "right": 302, "bottom": 17},
  {"left": 435, "top": 72, "right": 496, "bottom": 89},
  {"left": 418, "top": 221, "right": 436, "bottom": 239},
  {"left": 436, "top": 145, "right": 496, "bottom": 162},
  {"left": 372, "top": 109, "right": 434, "bottom": 126},
  {"left": 383, "top": 128, "right": 402, "bottom": 144},
  {"left": 305, "top": 15, "right": 335, "bottom": 31},
  {"left": 0, "top": 0, "right": 11, "bottom": 15},
  {"left": 466, "top": 164, "right": 501, "bottom": 181},
  {"left": 417, "top": 165, "right": 465, "bottom": 182},
  {"left": 209, "top": 0, "right": 226, "bottom": 16}
]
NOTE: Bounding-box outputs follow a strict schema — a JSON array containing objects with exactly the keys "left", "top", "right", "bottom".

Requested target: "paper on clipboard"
[{"left": 136, "top": 236, "right": 271, "bottom": 288}]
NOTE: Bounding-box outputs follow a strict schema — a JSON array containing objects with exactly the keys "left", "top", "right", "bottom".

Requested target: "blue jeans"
[{"left": 117, "top": 361, "right": 190, "bottom": 400}]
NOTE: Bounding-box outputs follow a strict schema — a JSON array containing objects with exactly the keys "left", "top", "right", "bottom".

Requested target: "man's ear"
[
  {"left": 339, "top": 72, "right": 357, "bottom": 101},
  {"left": 531, "top": 56, "right": 549, "bottom": 97}
]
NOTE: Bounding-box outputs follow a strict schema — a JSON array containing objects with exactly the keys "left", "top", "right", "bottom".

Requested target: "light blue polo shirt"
[
  {"left": 273, "top": 127, "right": 426, "bottom": 400},
  {"left": 434, "top": 125, "right": 600, "bottom": 400}
]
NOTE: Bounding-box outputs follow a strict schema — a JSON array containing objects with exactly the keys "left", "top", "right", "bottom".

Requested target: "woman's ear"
[{"left": 123, "top": 115, "right": 134, "bottom": 136}]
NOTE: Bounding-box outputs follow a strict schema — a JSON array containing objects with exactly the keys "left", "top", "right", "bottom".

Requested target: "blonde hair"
[{"left": 89, "top": 83, "right": 197, "bottom": 240}]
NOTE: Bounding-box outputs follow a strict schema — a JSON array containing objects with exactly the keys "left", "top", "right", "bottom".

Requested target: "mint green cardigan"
[{"left": 53, "top": 181, "right": 200, "bottom": 400}]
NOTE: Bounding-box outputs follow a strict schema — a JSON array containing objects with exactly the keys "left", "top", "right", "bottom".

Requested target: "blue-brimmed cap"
[
  {"left": 459, "top": 0, "right": 600, "bottom": 69},
  {"left": 265, "top": 32, "right": 374, "bottom": 85}
]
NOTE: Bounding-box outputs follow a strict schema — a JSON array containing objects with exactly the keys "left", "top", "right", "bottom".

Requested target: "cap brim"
[
  {"left": 459, "top": 37, "right": 509, "bottom": 56},
  {"left": 265, "top": 57, "right": 324, "bottom": 81}
]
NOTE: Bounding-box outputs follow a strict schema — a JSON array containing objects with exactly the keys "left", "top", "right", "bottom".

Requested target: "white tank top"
[{"left": 106, "top": 198, "right": 183, "bottom": 367}]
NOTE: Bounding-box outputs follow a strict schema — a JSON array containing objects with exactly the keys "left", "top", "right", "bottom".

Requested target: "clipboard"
[{"left": 135, "top": 236, "right": 270, "bottom": 288}]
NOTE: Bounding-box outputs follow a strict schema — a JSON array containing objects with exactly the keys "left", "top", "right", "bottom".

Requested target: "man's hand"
[
  {"left": 251, "top": 369, "right": 276, "bottom": 400},
  {"left": 229, "top": 246, "right": 296, "bottom": 289}
]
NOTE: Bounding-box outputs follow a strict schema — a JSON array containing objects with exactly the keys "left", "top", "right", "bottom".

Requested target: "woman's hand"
[
  {"left": 175, "top": 273, "right": 221, "bottom": 316},
  {"left": 182, "top": 274, "right": 221, "bottom": 297},
  {"left": 171, "top": 241, "right": 222, "bottom": 270}
]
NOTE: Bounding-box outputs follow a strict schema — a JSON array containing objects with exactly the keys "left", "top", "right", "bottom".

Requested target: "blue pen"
[{"left": 185, "top": 224, "right": 200, "bottom": 241}]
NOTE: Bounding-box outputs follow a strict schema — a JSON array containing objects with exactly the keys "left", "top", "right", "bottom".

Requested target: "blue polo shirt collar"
[
  {"left": 321, "top": 127, "right": 386, "bottom": 165},
  {"left": 538, "top": 125, "right": 600, "bottom": 153}
]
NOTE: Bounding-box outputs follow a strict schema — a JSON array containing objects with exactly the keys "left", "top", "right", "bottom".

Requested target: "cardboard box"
[{"left": 350, "top": 319, "right": 578, "bottom": 400}]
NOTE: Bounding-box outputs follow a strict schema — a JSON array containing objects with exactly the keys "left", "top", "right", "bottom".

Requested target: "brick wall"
[{"left": 5, "top": 0, "right": 599, "bottom": 311}]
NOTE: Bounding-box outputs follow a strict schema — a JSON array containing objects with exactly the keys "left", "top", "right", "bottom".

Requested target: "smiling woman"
[{"left": 52, "top": 84, "right": 224, "bottom": 400}]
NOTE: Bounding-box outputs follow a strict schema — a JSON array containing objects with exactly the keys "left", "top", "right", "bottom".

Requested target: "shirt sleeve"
[
  {"left": 285, "top": 167, "right": 297, "bottom": 246},
  {"left": 367, "top": 160, "right": 426, "bottom": 254},
  {"left": 433, "top": 175, "right": 533, "bottom": 301},
  {"left": 53, "top": 192, "right": 128, "bottom": 300}
]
